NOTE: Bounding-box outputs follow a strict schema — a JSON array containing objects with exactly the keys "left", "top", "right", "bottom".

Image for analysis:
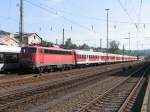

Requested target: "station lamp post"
[
  {"left": 105, "top": 8, "right": 110, "bottom": 62},
  {"left": 124, "top": 32, "right": 131, "bottom": 55}
]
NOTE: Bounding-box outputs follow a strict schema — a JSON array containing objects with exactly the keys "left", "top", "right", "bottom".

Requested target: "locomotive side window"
[
  {"left": 44, "top": 49, "right": 72, "bottom": 55},
  {"left": 0, "top": 53, "right": 4, "bottom": 63}
]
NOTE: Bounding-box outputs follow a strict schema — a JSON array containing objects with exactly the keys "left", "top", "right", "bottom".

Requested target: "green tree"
[
  {"left": 109, "top": 40, "right": 120, "bottom": 54},
  {"left": 41, "top": 40, "right": 53, "bottom": 46},
  {"left": 64, "top": 38, "right": 77, "bottom": 49},
  {"left": 79, "top": 43, "right": 90, "bottom": 50}
]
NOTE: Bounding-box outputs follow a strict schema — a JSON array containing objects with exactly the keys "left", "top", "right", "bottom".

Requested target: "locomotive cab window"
[
  {"left": 28, "top": 48, "right": 37, "bottom": 53},
  {"left": 21, "top": 47, "right": 27, "bottom": 53}
]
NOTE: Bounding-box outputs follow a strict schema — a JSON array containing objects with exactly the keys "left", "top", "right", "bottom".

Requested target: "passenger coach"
[{"left": 74, "top": 50, "right": 106, "bottom": 65}]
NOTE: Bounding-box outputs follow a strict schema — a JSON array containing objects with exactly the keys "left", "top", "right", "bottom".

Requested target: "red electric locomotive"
[{"left": 20, "top": 45, "right": 75, "bottom": 71}]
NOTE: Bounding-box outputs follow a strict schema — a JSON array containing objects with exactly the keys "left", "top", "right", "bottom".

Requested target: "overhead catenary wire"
[
  {"left": 130, "top": 0, "right": 139, "bottom": 18},
  {"left": 117, "top": 0, "right": 138, "bottom": 27},
  {"left": 24, "top": 0, "right": 102, "bottom": 35},
  {"left": 24, "top": 0, "right": 150, "bottom": 38},
  {"left": 25, "top": 0, "right": 149, "bottom": 25},
  {"left": 137, "top": 0, "right": 143, "bottom": 31}
]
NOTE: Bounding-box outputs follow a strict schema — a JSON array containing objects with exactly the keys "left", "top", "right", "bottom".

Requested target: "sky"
[{"left": 0, "top": 0, "right": 150, "bottom": 50}]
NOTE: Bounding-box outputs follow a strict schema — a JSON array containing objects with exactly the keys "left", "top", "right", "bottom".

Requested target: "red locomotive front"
[{"left": 20, "top": 46, "right": 75, "bottom": 71}]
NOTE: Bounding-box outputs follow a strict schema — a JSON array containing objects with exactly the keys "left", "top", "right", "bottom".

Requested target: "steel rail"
[
  {"left": 0, "top": 65, "right": 123, "bottom": 111},
  {"left": 118, "top": 66, "right": 149, "bottom": 112},
  {"left": 77, "top": 65, "right": 148, "bottom": 112}
]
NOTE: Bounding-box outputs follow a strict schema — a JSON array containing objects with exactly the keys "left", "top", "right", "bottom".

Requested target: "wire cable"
[
  {"left": 117, "top": 0, "right": 137, "bottom": 27},
  {"left": 24, "top": 0, "right": 101, "bottom": 35}
]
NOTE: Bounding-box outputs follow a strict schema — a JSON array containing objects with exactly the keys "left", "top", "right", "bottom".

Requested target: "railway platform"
[{"left": 141, "top": 76, "right": 150, "bottom": 112}]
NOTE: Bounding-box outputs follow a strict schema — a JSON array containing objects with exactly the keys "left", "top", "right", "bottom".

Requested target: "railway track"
[
  {"left": 0, "top": 62, "right": 140, "bottom": 90},
  {"left": 0, "top": 63, "right": 143, "bottom": 112},
  {"left": 76, "top": 64, "right": 149, "bottom": 112},
  {"left": 0, "top": 68, "right": 123, "bottom": 111}
]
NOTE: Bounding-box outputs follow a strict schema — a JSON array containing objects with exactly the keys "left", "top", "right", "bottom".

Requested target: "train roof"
[
  {"left": 74, "top": 50, "right": 106, "bottom": 55},
  {"left": 24, "top": 45, "right": 73, "bottom": 52},
  {"left": 0, "top": 45, "right": 21, "bottom": 53}
]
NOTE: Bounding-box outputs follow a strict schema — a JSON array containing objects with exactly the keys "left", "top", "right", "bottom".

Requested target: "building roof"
[
  {"left": 0, "top": 36, "right": 19, "bottom": 43},
  {"left": 0, "top": 30, "right": 10, "bottom": 36},
  {"left": 15, "top": 33, "right": 42, "bottom": 39}
]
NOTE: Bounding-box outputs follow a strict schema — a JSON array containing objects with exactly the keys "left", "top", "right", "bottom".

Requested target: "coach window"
[
  {"left": 4, "top": 53, "right": 19, "bottom": 63},
  {"left": 80, "top": 55, "right": 82, "bottom": 59},
  {"left": 78, "top": 55, "right": 80, "bottom": 59},
  {"left": 0, "top": 53, "right": 4, "bottom": 63}
]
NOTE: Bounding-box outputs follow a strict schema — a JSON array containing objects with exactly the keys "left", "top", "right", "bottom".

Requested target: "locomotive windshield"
[
  {"left": 28, "top": 48, "right": 37, "bottom": 53},
  {"left": 21, "top": 47, "right": 37, "bottom": 53}
]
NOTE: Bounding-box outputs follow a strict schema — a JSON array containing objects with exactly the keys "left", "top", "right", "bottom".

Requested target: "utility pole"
[
  {"left": 62, "top": 28, "right": 65, "bottom": 45},
  {"left": 122, "top": 44, "right": 125, "bottom": 63},
  {"left": 137, "top": 41, "right": 139, "bottom": 50},
  {"left": 100, "top": 38, "right": 102, "bottom": 51},
  {"left": 19, "top": 0, "right": 23, "bottom": 46},
  {"left": 105, "top": 9, "right": 110, "bottom": 62},
  {"left": 122, "top": 44, "right": 125, "bottom": 70},
  {"left": 56, "top": 38, "right": 58, "bottom": 45},
  {"left": 128, "top": 32, "right": 131, "bottom": 54}
]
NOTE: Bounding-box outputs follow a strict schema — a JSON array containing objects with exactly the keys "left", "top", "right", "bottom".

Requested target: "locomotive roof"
[
  {"left": 0, "top": 45, "right": 21, "bottom": 53},
  {"left": 26, "top": 45, "right": 73, "bottom": 52}
]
